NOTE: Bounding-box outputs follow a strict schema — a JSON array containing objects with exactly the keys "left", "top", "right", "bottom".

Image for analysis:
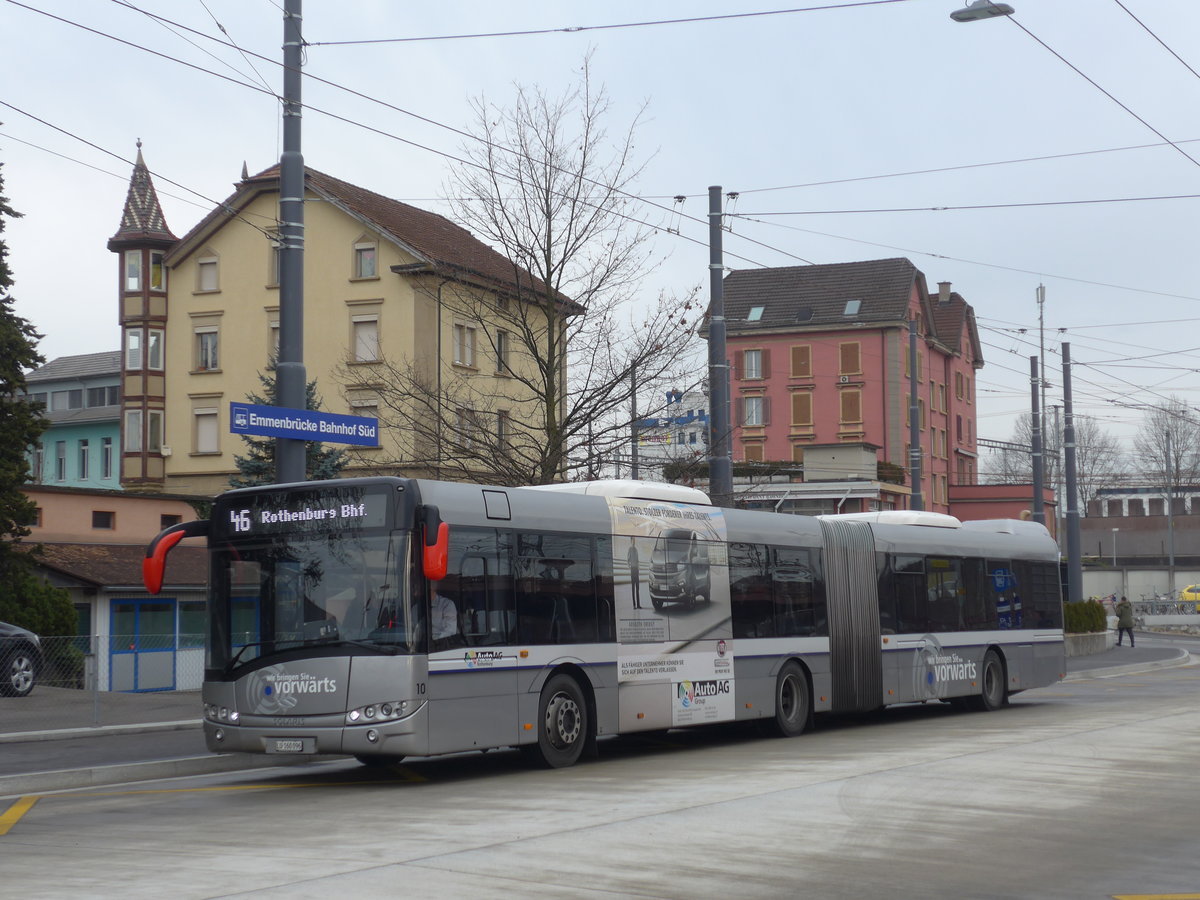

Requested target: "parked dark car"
[{"left": 0, "top": 621, "right": 42, "bottom": 698}]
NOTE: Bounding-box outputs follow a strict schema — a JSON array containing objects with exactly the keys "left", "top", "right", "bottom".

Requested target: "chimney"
[{"left": 937, "top": 281, "right": 952, "bottom": 305}]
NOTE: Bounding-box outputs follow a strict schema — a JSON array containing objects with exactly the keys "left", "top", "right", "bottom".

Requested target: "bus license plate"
[{"left": 270, "top": 738, "right": 306, "bottom": 753}]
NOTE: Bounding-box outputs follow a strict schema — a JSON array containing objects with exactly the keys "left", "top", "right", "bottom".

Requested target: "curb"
[
  {"left": 1063, "top": 649, "right": 1193, "bottom": 682},
  {"left": 0, "top": 720, "right": 201, "bottom": 745},
  {"left": 0, "top": 752, "right": 345, "bottom": 798}
]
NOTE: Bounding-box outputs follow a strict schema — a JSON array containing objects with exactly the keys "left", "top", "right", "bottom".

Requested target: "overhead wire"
[
  {"left": 304, "top": 1, "right": 917, "bottom": 46},
  {"left": 11, "top": 0, "right": 788, "bottom": 269},
  {"left": 0, "top": 99, "right": 281, "bottom": 241},
  {"left": 1004, "top": 11, "right": 1200, "bottom": 171},
  {"left": 31, "top": 0, "right": 1200, "bottom": 292},
  {"left": 11, "top": 0, "right": 1200, "bottom": 414}
]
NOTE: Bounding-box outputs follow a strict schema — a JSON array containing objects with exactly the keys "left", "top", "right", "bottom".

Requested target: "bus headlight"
[{"left": 346, "top": 701, "right": 409, "bottom": 726}]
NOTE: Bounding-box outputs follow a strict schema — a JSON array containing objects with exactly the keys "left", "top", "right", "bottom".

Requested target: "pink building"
[{"left": 721, "top": 258, "right": 982, "bottom": 515}]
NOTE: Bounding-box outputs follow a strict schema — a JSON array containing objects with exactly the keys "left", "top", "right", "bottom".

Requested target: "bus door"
[{"left": 426, "top": 531, "right": 519, "bottom": 755}]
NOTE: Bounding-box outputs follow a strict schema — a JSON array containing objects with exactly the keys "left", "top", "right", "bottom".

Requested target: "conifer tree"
[{"left": 0, "top": 162, "right": 73, "bottom": 637}]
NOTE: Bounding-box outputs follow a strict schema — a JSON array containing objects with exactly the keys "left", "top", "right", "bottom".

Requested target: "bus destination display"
[{"left": 216, "top": 488, "right": 390, "bottom": 537}]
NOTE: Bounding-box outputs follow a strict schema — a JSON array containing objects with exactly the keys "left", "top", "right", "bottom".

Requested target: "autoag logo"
[
  {"left": 464, "top": 650, "right": 504, "bottom": 669},
  {"left": 677, "top": 679, "right": 730, "bottom": 708}
]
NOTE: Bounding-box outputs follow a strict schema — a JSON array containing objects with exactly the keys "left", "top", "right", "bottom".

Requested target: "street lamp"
[
  {"left": 950, "top": 0, "right": 1014, "bottom": 22},
  {"left": 1111, "top": 527, "right": 1119, "bottom": 567}
]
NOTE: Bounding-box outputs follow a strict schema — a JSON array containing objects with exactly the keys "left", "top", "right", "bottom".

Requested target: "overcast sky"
[{"left": 3, "top": 0, "right": 1199, "bottom": 450}]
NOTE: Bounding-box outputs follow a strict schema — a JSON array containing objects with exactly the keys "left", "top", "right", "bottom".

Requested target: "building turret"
[{"left": 108, "top": 141, "right": 176, "bottom": 491}]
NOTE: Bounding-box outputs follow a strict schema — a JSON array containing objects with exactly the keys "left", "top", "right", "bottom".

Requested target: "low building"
[{"left": 22, "top": 485, "right": 208, "bottom": 691}]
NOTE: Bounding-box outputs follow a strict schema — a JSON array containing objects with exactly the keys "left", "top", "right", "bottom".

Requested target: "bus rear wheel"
[
  {"left": 530, "top": 673, "right": 588, "bottom": 768},
  {"left": 771, "top": 662, "right": 810, "bottom": 737},
  {"left": 967, "top": 650, "right": 1007, "bottom": 712}
]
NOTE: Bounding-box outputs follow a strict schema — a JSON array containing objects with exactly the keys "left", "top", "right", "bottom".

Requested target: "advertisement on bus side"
[{"left": 607, "top": 498, "right": 735, "bottom": 726}]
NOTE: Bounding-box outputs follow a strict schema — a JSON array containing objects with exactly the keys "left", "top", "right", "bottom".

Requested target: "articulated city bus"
[{"left": 143, "top": 477, "right": 1064, "bottom": 769}]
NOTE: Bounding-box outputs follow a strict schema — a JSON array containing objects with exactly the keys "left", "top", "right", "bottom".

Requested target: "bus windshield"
[{"left": 209, "top": 532, "right": 417, "bottom": 671}]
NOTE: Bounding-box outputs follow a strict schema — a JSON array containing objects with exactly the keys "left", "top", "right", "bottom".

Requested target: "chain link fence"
[{"left": 1, "top": 634, "right": 205, "bottom": 734}]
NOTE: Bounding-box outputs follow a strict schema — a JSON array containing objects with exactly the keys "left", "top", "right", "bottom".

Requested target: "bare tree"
[
  {"left": 983, "top": 412, "right": 1129, "bottom": 511},
  {"left": 1133, "top": 396, "right": 1200, "bottom": 486},
  {"left": 343, "top": 58, "right": 700, "bottom": 486}
]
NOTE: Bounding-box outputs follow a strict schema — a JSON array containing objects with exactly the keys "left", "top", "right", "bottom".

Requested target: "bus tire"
[
  {"left": 967, "top": 650, "right": 1006, "bottom": 712},
  {"left": 771, "top": 662, "right": 810, "bottom": 737},
  {"left": 531, "top": 673, "right": 588, "bottom": 768}
]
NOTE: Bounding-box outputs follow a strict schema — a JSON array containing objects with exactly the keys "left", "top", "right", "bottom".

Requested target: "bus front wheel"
[
  {"left": 530, "top": 673, "right": 588, "bottom": 768},
  {"left": 967, "top": 650, "right": 1007, "bottom": 712},
  {"left": 771, "top": 662, "right": 810, "bottom": 737}
]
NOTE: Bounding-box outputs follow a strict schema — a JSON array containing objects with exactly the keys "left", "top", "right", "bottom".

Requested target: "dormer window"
[
  {"left": 747, "top": 306, "right": 765, "bottom": 322},
  {"left": 354, "top": 242, "right": 378, "bottom": 279}
]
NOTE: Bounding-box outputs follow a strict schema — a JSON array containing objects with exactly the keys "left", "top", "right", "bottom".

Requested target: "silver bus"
[{"left": 143, "top": 477, "right": 1064, "bottom": 769}]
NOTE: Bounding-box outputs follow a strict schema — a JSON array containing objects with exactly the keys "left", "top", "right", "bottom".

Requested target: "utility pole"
[
  {"left": 1166, "top": 429, "right": 1176, "bottom": 597},
  {"left": 1062, "top": 344, "right": 1082, "bottom": 603},
  {"left": 1030, "top": 356, "right": 1045, "bottom": 524},
  {"left": 276, "top": 0, "right": 307, "bottom": 484},
  {"left": 707, "top": 186, "right": 732, "bottom": 507}
]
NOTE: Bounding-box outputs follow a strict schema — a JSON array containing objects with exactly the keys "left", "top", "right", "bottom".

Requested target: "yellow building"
[{"left": 111, "top": 155, "right": 564, "bottom": 496}]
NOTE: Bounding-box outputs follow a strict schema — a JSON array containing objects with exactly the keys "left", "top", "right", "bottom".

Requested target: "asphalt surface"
[{"left": 0, "top": 634, "right": 1191, "bottom": 797}]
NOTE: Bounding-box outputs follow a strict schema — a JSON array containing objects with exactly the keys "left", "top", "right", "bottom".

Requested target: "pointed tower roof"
[{"left": 107, "top": 141, "right": 177, "bottom": 250}]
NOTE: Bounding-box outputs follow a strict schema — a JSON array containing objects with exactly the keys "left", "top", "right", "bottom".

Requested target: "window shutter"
[
  {"left": 792, "top": 392, "right": 812, "bottom": 425},
  {"left": 839, "top": 342, "right": 860, "bottom": 374},
  {"left": 840, "top": 390, "right": 861, "bottom": 423},
  {"left": 791, "top": 345, "right": 811, "bottom": 378},
  {"left": 733, "top": 354, "right": 744, "bottom": 381},
  {"left": 760, "top": 348, "right": 771, "bottom": 378}
]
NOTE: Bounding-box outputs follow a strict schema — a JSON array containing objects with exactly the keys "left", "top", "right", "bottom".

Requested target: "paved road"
[
  {"left": 1, "top": 643, "right": 1198, "bottom": 899},
  {"left": 0, "top": 632, "right": 1191, "bottom": 796}
]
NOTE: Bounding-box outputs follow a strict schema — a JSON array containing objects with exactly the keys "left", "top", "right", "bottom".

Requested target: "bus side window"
[
  {"left": 892, "top": 555, "right": 927, "bottom": 634},
  {"left": 730, "top": 542, "right": 772, "bottom": 638},
  {"left": 773, "top": 547, "right": 820, "bottom": 636},
  {"left": 512, "top": 532, "right": 606, "bottom": 645},
  {"left": 959, "top": 557, "right": 991, "bottom": 629}
]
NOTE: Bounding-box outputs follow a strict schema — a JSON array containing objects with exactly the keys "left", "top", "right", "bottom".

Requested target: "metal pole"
[
  {"left": 630, "top": 365, "right": 639, "bottom": 480},
  {"left": 1030, "top": 355, "right": 1045, "bottom": 524},
  {"left": 707, "top": 186, "right": 732, "bottom": 506},
  {"left": 908, "top": 318, "right": 923, "bottom": 511},
  {"left": 1166, "top": 429, "right": 1175, "bottom": 597},
  {"left": 276, "top": 0, "right": 307, "bottom": 484},
  {"left": 1062, "top": 344, "right": 1082, "bottom": 603}
]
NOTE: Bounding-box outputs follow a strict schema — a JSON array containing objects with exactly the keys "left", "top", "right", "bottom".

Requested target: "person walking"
[{"left": 1115, "top": 595, "right": 1135, "bottom": 647}]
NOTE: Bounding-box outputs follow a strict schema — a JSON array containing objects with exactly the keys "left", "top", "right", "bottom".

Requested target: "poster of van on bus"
[{"left": 606, "top": 498, "right": 735, "bottom": 726}]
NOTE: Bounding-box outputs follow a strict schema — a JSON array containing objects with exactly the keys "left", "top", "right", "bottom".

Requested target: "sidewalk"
[
  {"left": 1062, "top": 642, "right": 1190, "bottom": 681},
  {"left": 0, "top": 686, "right": 200, "bottom": 744},
  {"left": 0, "top": 641, "right": 1193, "bottom": 797}
]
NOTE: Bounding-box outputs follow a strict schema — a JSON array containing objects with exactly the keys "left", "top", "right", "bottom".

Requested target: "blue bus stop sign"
[{"left": 229, "top": 402, "right": 379, "bottom": 447}]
